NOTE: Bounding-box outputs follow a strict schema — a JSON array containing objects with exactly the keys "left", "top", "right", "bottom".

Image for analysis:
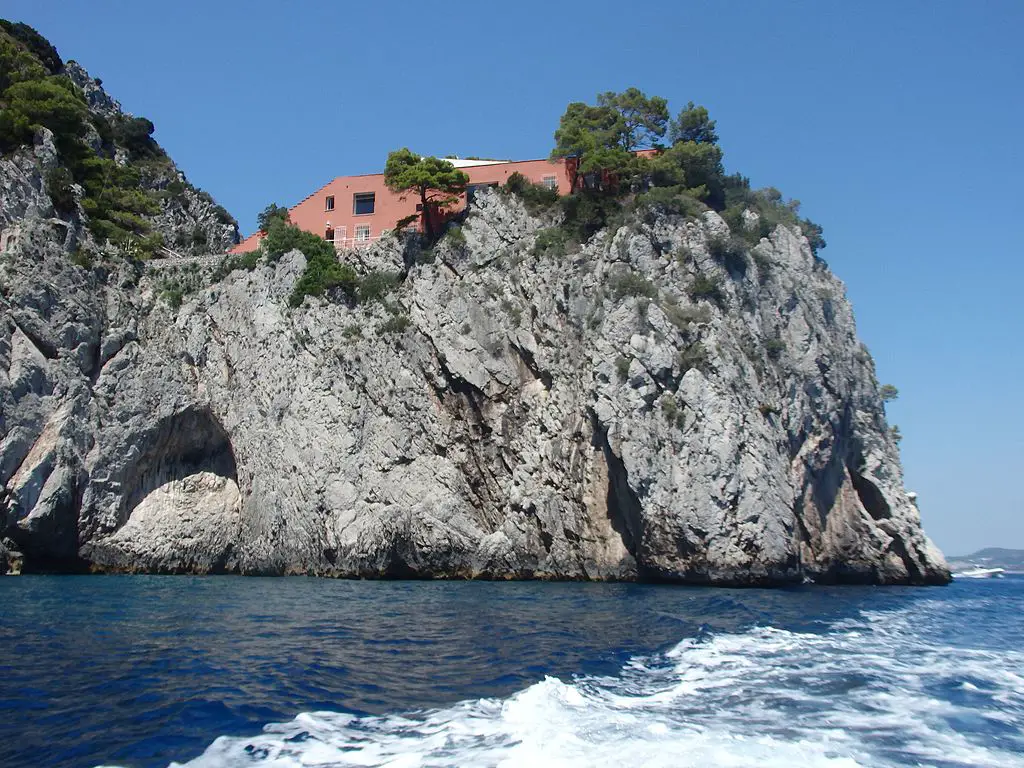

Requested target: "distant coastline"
[{"left": 947, "top": 548, "right": 1024, "bottom": 572}]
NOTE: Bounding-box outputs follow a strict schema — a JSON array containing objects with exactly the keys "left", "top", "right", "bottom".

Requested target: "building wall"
[{"left": 231, "top": 157, "right": 572, "bottom": 254}]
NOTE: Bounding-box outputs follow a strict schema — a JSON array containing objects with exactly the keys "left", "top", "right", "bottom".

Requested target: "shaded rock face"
[{"left": 0, "top": 180, "right": 949, "bottom": 584}]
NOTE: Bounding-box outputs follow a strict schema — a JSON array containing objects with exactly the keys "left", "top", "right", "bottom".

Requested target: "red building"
[{"left": 231, "top": 157, "right": 574, "bottom": 254}]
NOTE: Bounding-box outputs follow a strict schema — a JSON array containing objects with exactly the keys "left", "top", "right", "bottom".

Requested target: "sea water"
[{"left": 0, "top": 575, "right": 1021, "bottom": 767}]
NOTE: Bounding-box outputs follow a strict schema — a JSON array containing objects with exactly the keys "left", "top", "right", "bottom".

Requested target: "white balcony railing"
[
  {"left": 330, "top": 235, "right": 382, "bottom": 250},
  {"left": 329, "top": 230, "right": 418, "bottom": 251}
]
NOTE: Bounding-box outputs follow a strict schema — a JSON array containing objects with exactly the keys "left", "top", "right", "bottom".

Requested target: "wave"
[{"left": 167, "top": 601, "right": 1024, "bottom": 768}]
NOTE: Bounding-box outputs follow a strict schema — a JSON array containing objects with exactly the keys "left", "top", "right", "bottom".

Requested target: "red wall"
[{"left": 231, "top": 157, "right": 573, "bottom": 254}]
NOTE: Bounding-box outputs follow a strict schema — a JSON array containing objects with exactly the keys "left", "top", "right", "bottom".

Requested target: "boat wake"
[{"left": 168, "top": 600, "right": 1024, "bottom": 768}]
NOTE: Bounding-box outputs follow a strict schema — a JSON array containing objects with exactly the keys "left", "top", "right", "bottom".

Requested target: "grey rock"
[
  {"left": 65, "top": 62, "right": 122, "bottom": 121},
  {"left": 1, "top": 160, "right": 949, "bottom": 584},
  {"left": 0, "top": 538, "right": 23, "bottom": 575}
]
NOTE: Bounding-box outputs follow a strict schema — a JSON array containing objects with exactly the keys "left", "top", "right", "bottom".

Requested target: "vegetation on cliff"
[
  {"left": 0, "top": 20, "right": 236, "bottom": 260},
  {"left": 383, "top": 149, "right": 470, "bottom": 240},
  {"left": 539, "top": 88, "right": 826, "bottom": 257}
]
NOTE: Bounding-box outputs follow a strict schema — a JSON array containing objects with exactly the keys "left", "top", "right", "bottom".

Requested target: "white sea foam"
[{"left": 170, "top": 600, "right": 1024, "bottom": 768}]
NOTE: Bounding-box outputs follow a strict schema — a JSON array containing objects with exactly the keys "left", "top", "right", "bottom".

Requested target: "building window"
[
  {"left": 353, "top": 192, "right": 375, "bottom": 215},
  {"left": 355, "top": 225, "right": 370, "bottom": 242},
  {"left": 325, "top": 226, "right": 335, "bottom": 242},
  {"left": 542, "top": 176, "right": 557, "bottom": 191},
  {"left": 325, "top": 195, "right": 335, "bottom": 211},
  {"left": 415, "top": 203, "right": 423, "bottom": 212}
]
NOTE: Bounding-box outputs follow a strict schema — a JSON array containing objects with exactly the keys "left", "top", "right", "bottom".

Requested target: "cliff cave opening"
[{"left": 119, "top": 407, "right": 239, "bottom": 524}]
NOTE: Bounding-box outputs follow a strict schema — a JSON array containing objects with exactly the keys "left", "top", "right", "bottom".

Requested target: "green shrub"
[
  {"left": 269, "top": 219, "right": 359, "bottom": 307},
  {"left": 214, "top": 249, "right": 261, "bottom": 278},
  {"left": 559, "top": 190, "right": 623, "bottom": 243},
  {"left": 759, "top": 402, "right": 780, "bottom": 417},
  {"left": 212, "top": 204, "right": 236, "bottom": 226},
  {"left": 0, "top": 21, "right": 62, "bottom": 74},
  {"left": 752, "top": 250, "right": 772, "bottom": 277},
  {"left": 689, "top": 274, "right": 724, "bottom": 305},
  {"left": 342, "top": 324, "right": 362, "bottom": 340},
  {"left": 112, "top": 116, "right": 162, "bottom": 160},
  {"left": 0, "top": 75, "right": 91, "bottom": 154},
  {"left": 609, "top": 271, "right": 657, "bottom": 301},
  {"left": 634, "top": 185, "right": 705, "bottom": 220},
  {"left": 358, "top": 270, "right": 401, "bottom": 304},
  {"left": 257, "top": 203, "right": 290, "bottom": 232},
  {"left": 500, "top": 297, "right": 522, "bottom": 325},
  {"left": 661, "top": 393, "right": 686, "bottom": 429},
  {"left": 532, "top": 227, "right": 569, "bottom": 259},
  {"left": 708, "top": 234, "right": 747, "bottom": 275},
  {"left": 615, "top": 356, "right": 631, "bottom": 381},
  {"left": 161, "top": 284, "right": 184, "bottom": 309},
  {"left": 68, "top": 246, "right": 92, "bottom": 269},
  {"left": 721, "top": 183, "right": 827, "bottom": 256},
  {"left": 661, "top": 393, "right": 678, "bottom": 417},
  {"left": 165, "top": 179, "right": 186, "bottom": 197},
  {"left": 880, "top": 384, "right": 899, "bottom": 402},
  {"left": 0, "top": 31, "right": 48, "bottom": 94},
  {"left": 263, "top": 218, "right": 307, "bottom": 262},
  {"left": 721, "top": 205, "right": 757, "bottom": 245},
  {"left": 379, "top": 314, "right": 411, "bottom": 334},
  {"left": 46, "top": 166, "right": 75, "bottom": 214},
  {"left": 663, "top": 302, "right": 711, "bottom": 332},
  {"left": 289, "top": 259, "right": 358, "bottom": 307},
  {"left": 503, "top": 172, "right": 560, "bottom": 213},
  {"left": 765, "top": 337, "right": 786, "bottom": 359},
  {"left": 677, "top": 342, "right": 708, "bottom": 374},
  {"left": 444, "top": 225, "right": 466, "bottom": 248}
]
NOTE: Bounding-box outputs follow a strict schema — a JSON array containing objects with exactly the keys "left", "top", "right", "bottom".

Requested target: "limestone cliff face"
[{"left": 0, "top": 146, "right": 949, "bottom": 583}]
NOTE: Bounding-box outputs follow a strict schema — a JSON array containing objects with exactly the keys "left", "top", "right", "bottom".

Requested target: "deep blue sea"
[{"left": 0, "top": 576, "right": 1022, "bottom": 768}]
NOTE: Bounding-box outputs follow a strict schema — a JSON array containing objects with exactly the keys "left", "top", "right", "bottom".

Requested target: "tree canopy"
[
  {"left": 257, "top": 202, "right": 290, "bottom": 232},
  {"left": 669, "top": 101, "right": 719, "bottom": 146},
  {"left": 597, "top": 88, "right": 669, "bottom": 152},
  {"left": 551, "top": 88, "right": 670, "bottom": 190},
  {"left": 113, "top": 115, "right": 161, "bottom": 159},
  {"left": 540, "top": 88, "right": 827, "bottom": 255},
  {"left": 0, "top": 75, "right": 90, "bottom": 154},
  {"left": 0, "top": 30, "right": 48, "bottom": 93},
  {"left": 0, "top": 19, "right": 62, "bottom": 74},
  {"left": 384, "top": 149, "right": 469, "bottom": 239}
]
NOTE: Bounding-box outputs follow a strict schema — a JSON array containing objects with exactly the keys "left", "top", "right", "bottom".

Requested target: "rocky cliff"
[
  {"left": 0, "top": 24, "right": 948, "bottom": 584},
  {"left": 0, "top": 169, "right": 949, "bottom": 583}
]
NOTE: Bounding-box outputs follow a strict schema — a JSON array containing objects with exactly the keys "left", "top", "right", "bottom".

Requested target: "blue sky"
[{"left": 5, "top": 0, "right": 1022, "bottom": 555}]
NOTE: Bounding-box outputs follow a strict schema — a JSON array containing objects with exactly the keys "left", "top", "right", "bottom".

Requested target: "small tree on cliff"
[
  {"left": 668, "top": 101, "right": 719, "bottom": 146},
  {"left": 257, "top": 202, "right": 290, "bottom": 232},
  {"left": 551, "top": 88, "right": 668, "bottom": 191},
  {"left": 551, "top": 101, "right": 628, "bottom": 190},
  {"left": 597, "top": 87, "right": 669, "bottom": 152},
  {"left": 383, "top": 149, "right": 469, "bottom": 241}
]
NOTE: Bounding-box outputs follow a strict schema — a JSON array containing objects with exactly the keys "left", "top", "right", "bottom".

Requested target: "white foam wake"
[{"left": 169, "top": 601, "right": 1024, "bottom": 768}]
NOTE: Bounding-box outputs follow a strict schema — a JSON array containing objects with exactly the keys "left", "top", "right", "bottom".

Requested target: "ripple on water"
[{"left": 0, "top": 576, "right": 1021, "bottom": 768}]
